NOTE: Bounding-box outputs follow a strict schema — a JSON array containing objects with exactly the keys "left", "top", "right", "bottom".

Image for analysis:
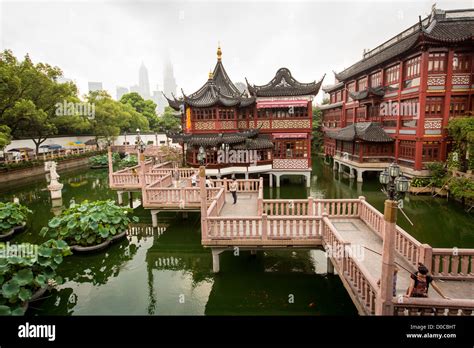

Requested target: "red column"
[
  {"left": 308, "top": 101, "right": 312, "bottom": 167},
  {"left": 415, "top": 50, "right": 429, "bottom": 171},
  {"left": 440, "top": 49, "right": 454, "bottom": 162}
]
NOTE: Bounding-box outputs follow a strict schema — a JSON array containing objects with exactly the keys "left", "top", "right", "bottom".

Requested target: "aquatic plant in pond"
[
  {"left": 0, "top": 239, "right": 71, "bottom": 315},
  {"left": 40, "top": 200, "right": 139, "bottom": 247},
  {"left": 117, "top": 155, "right": 138, "bottom": 169},
  {"left": 0, "top": 202, "right": 32, "bottom": 237},
  {"left": 89, "top": 153, "right": 120, "bottom": 168}
]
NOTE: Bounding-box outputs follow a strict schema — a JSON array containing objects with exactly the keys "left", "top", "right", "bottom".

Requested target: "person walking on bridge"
[
  {"left": 229, "top": 177, "right": 238, "bottom": 204},
  {"left": 405, "top": 263, "right": 448, "bottom": 299}
]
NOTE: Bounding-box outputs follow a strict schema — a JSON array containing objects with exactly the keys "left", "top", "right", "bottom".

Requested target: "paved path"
[{"left": 220, "top": 193, "right": 258, "bottom": 217}]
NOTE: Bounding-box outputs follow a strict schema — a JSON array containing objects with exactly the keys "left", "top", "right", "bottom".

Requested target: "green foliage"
[
  {"left": 157, "top": 107, "right": 181, "bottom": 134},
  {"left": 447, "top": 117, "right": 474, "bottom": 172},
  {"left": 120, "top": 92, "right": 159, "bottom": 131},
  {"left": 0, "top": 125, "right": 11, "bottom": 150},
  {"left": 0, "top": 202, "right": 32, "bottom": 235},
  {"left": 158, "top": 145, "right": 182, "bottom": 164},
  {"left": 448, "top": 177, "right": 474, "bottom": 201},
  {"left": 40, "top": 200, "right": 139, "bottom": 247},
  {"left": 426, "top": 162, "right": 447, "bottom": 187},
  {"left": 311, "top": 106, "right": 323, "bottom": 153},
  {"left": 89, "top": 153, "right": 119, "bottom": 167},
  {"left": 117, "top": 155, "right": 138, "bottom": 169},
  {"left": 410, "top": 178, "right": 431, "bottom": 187},
  {"left": 0, "top": 239, "right": 71, "bottom": 315},
  {"left": 0, "top": 50, "right": 82, "bottom": 152}
]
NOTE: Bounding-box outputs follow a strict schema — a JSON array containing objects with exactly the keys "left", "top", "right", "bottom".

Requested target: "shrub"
[
  {"left": 0, "top": 203, "right": 32, "bottom": 235},
  {"left": 448, "top": 177, "right": 474, "bottom": 202},
  {"left": 410, "top": 178, "right": 431, "bottom": 187},
  {"left": 0, "top": 239, "right": 71, "bottom": 315},
  {"left": 426, "top": 162, "right": 447, "bottom": 188},
  {"left": 40, "top": 200, "right": 139, "bottom": 247}
]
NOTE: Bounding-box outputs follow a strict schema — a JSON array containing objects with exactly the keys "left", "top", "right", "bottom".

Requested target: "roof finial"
[
  {"left": 208, "top": 69, "right": 213, "bottom": 79},
  {"left": 217, "top": 42, "right": 222, "bottom": 61}
]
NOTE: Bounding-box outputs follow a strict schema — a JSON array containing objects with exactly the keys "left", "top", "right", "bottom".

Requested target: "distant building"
[
  {"left": 130, "top": 85, "right": 140, "bottom": 94},
  {"left": 116, "top": 86, "right": 129, "bottom": 100},
  {"left": 151, "top": 85, "right": 168, "bottom": 115},
  {"left": 88, "top": 82, "right": 103, "bottom": 93},
  {"left": 163, "top": 60, "right": 177, "bottom": 98},
  {"left": 139, "top": 62, "right": 151, "bottom": 99}
]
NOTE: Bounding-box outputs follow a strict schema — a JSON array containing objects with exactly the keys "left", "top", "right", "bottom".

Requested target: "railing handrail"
[
  {"left": 392, "top": 297, "right": 474, "bottom": 309},
  {"left": 432, "top": 248, "right": 474, "bottom": 255},
  {"left": 322, "top": 216, "right": 348, "bottom": 243}
]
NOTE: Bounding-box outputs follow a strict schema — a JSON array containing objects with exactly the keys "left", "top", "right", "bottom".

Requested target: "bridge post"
[
  {"left": 376, "top": 199, "right": 398, "bottom": 316},
  {"left": 419, "top": 244, "right": 433, "bottom": 272},
  {"left": 199, "top": 166, "right": 208, "bottom": 241},
  {"left": 262, "top": 213, "right": 268, "bottom": 241},
  {"left": 151, "top": 210, "right": 159, "bottom": 228},
  {"left": 107, "top": 146, "right": 113, "bottom": 185},
  {"left": 275, "top": 174, "right": 281, "bottom": 187},
  {"left": 356, "top": 169, "right": 364, "bottom": 183},
  {"left": 128, "top": 192, "right": 133, "bottom": 208},
  {"left": 117, "top": 191, "right": 123, "bottom": 205},
  {"left": 308, "top": 197, "right": 314, "bottom": 215},
  {"left": 269, "top": 173, "right": 273, "bottom": 187},
  {"left": 212, "top": 248, "right": 225, "bottom": 273},
  {"left": 327, "top": 258, "right": 334, "bottom": 274}
]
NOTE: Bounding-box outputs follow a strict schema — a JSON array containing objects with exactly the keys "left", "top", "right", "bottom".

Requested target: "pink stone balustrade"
[
  {"left": 207, "top": 188, "right": 226, "bottom": 217},
  {"left": 146, "top": 173, "right": 172, "bottom": 188},
  {"left": 266, "top": 216, "right": 321, "bottom": 239},
  {"left": 212, "top": 179, "right": 260, "bottom": 192},
  {"left": 321, "top": 216, "right": 378, "bottom": 315},
  {"left": 263, "top": 200, "right": 310, "bottom": 216},
  {"left": 317, "top": 199, "right": 360, "bottom": 217},
  {"left": 393, "top": 297, "right": 474, "bottom": 316},
  {"left": 143, "top": 187, "right": 221, "bottom": 207},
  {"left": 206, "top": 217, "right": 262, "bottom": 240},
  {"left": 431, "top": 248, "right": 474, "bottom": 279}
]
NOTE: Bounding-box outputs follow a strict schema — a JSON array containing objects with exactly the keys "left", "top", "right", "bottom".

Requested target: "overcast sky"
[{"left": 1, "top": 0, "right": 472, "bottom": 103}]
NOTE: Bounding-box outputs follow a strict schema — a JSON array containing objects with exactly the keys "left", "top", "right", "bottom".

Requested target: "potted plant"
[
  {"left": 0, "top": 239, "right": 71, "bottom": 315},
  {"left": 40, "top": 200, "right": 139, "bottom": 253},
  {"left": 0, "top": 202, "right": 32, "bottom": 241}
]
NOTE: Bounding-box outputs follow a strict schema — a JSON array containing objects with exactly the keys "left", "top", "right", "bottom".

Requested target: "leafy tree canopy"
[{"left": 120, "top": 92, "right": 159, "bottom": 131}]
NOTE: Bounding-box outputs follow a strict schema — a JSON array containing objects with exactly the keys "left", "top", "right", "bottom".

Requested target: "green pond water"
[{"left": 0, "top": 157, "right": 472, "bottom": 315}]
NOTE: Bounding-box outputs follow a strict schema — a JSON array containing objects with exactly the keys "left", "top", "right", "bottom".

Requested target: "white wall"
[{"left": 4, "top": 133, "right": 178, "bottom": 153}]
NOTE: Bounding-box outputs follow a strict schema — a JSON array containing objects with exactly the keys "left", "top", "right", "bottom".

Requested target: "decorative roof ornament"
[
  {"left": 217, "top": 42, "right": 222, "bottom": 61},
  {"left": 208, "top": 70, "right": 213, "bottom": 79},
  {"left": 275, "top": 77, "right": 291, "bottom": 88}
]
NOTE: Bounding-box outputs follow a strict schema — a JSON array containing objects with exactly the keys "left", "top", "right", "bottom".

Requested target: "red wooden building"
[
  {"left": 321, "top": 7, "right": 474, "bottom": 178},
  {"left": 167, "top": 46, "right": 324, "bottom": 186}
]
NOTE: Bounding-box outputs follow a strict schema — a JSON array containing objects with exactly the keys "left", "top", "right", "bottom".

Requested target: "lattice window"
[
  {"left": 357, "top": 77, "right": 367, "bottom": 91},
  {"left": 385, "top": 64, "right": 400, "bottom": 85},
  {"left": 449, "top": 96, "right": 469, "bottom": 117},
  {"left": 370, "top": 71, "right": 382, "bottom": 87},
  {"left": 425, "top": 97, "right": 444, "bottom": 118},
  {"left": 453, "top": 53, "right": 471, "bottom": 73},
  {"left": 428, "top": 52, "right": 447, "bottom": 73},
  {"left": 404, "top": 55, "right": 421, "bottom": 88},
  {"left": 218, "top": 108, "right": 235, "bottom": 120},
  {"left": 399, "top": 140, "right": 416, "bottom": 159},
  {"left": 422, "top": 144, "right": 439, "bottom": 162},
  {"left": 193, "top": 108, "right": 216, "bottom": 120}
]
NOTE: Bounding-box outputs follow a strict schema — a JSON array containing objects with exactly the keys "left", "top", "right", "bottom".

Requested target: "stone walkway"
[{"left": 219, "top": 192, "right": 258, "bottom": 217}]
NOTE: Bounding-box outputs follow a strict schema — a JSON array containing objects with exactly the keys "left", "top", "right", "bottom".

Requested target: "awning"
[
  {"left": 257, "top": 100, "right": 308, "bottom": 109},
  {"left": 272, "top": 133, "right": 308, "bottom": 139}
]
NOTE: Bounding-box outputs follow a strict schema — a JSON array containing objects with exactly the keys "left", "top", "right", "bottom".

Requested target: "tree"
[
  {"left": 0, "top": 50, "right": 82, "bottom": 153},
  {"left": 0, "top": 125, "right": 11, "bottom": 150},
  {"left": 86, "top": 91, "right": 149, "bottom": 145},
  {"left": 447, "top": 117, "right": 474, "bottom": 172},
  {"left": 312, "top": 106, "right": 323, "bottom": 153},
  {"left": 120, "top": 92, "right": 159, "bottom": 131},
  {"left": 157, "top": 106, "right": 181, "bottom": 134}
]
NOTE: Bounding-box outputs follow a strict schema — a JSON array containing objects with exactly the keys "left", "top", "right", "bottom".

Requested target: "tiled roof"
[
  {"left": 327, "top": 122, "right": 394, "bottom": 142},
  {"left": 182, "top": 60, "right": 256, "bottom": 108},
  {"left": 246, "top": 68, "right": 325, "bottom": 97},
  {"left": 322, "top": 81, "right": 344, "bottom": 93},
  {"left": 349, "top": 86, "right": 386, "bottom": 101},
  {"left": 168, "top": 129, "right": 260, "bottom": 147},
  {"left": 334, "top": 8, "right": 474, "bottom": 82}
]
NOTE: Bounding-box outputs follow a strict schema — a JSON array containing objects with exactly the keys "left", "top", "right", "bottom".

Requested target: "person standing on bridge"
[{"left": 230, "top": 177, "right": 238, "bottom": 204}]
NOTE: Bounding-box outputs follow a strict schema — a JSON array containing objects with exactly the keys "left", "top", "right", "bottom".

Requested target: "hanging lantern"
[
  {"left": 388, "top": 162, "right": 400, "bottom": 178},
  {"left": 379, "top": 170, "right": 390, "bottom": 185},
  {"left": 395, "top": 176, "right": 410, "bottom": 193}
]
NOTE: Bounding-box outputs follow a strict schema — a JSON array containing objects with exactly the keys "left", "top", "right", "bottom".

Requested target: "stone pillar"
[
  {"left": 212, "top": 248, "right": 224, "bottom": 273},
  {"left": 269, "top": 173, "right": 273, "bottom": 187},
  {"left": 199, "top": 166, "right": 208, "bottom": 242},
  {"left": 376, "top": 199, "right": 397, "bottom": 316},
  {"left": 117, "top": 191, "right": 123, "bottom": 205},
  {"left": 151, "top": 210, "right": 159, "bottom": 228},
  {"left": 338, "top": 163, "right": 344, "bottom": 173},
  {"left": 356, "top": 169, "right": 364, "bottom": 183},
  {"left": 349, "top": 167, "right": 355, "bottom": 179},
  {"left": 333, "top": 160, "right": 338, "bottom": 171},
  {"left": 327, "top": 258, "right": 335, "bottom": 274},
  {"left": 128, "top": 192, "right": 133, "bottom": 208},
  {"left": 305, "top": 172, "right": 311, "bottom": 188},
  {"left": 250, "top": 250, "right": 257, "bottom": 255},
  {"left": 418, "top": 244, "right": 433, "bottom": 271},
  {"left": 275, "top": 174, "right": 281, "bottom": 187},
  {"left": 245, "top": 172, "right": 249, "bottom": 180}
]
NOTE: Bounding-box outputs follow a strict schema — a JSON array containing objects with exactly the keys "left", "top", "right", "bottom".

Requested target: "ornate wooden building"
[
  {"left": 321, "top": 7, "right": 474, "bottom": 179},
  {"left": 167, "top": 46, "right": 324, "bottom": 186}
]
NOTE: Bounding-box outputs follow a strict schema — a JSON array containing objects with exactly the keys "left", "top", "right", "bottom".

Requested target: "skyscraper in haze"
[
  {"left": 88, "top": 81, "right": 103, "bottom": 93},
  {"left": 116, "top": 86, "right": 129, "bottom": 100},
  {"left": 163, "top": 60, "right": 177, "bottom": 98},
  {"left": 139, "top": 62, "right": 150, "bottom": 99}
]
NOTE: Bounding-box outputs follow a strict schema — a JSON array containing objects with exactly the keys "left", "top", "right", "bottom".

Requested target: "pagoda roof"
[
  {"left": 246, "top": 68, "right": 325, "bottom": 97},
  {"left": 168, "top": 129, "right": 261, "bottom": 147},
  {"left": 334, "top": 8, "right": 474, "bottom": 82},
  {"left": 164, "top": 93, "right": 183, "bottom": 111},
  {"left": 327, "top": 122, "right": 394, "bottom": 142},
  {"left": 348, "top": 86, "right": 386, "bottom": 101},
  {"left": 181, "top": 48, "right": 256, "bottom": 108}
]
